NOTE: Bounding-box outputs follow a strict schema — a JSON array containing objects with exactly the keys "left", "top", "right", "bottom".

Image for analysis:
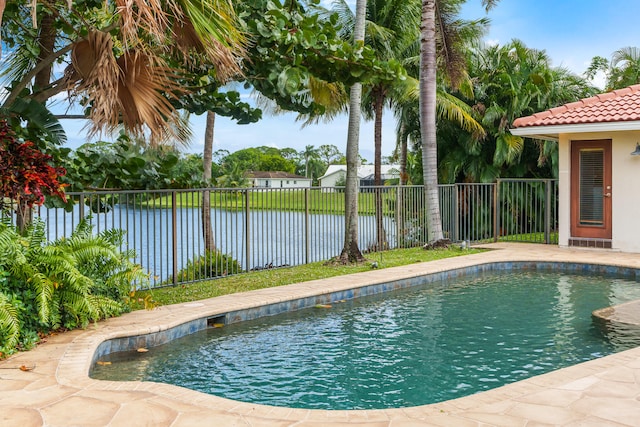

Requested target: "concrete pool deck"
[{"left": 2, "top": 243, "right": 640, "bottom": 426}]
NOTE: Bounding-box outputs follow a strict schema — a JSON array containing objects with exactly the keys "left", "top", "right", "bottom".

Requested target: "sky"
[{"left": 58, "top": 0, "right": 640, "bottom": 162}]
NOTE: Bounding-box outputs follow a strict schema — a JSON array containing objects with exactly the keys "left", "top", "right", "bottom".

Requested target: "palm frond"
[
  {"left": 66, "top": 30, "right": 121, "bottom": 139},
  {"left": 173, "top": 0, "right": 246, "bottom": 81},
  {"left": 494, "top": 132, "right": 524, "bottom": 166},
  {"left": 436, "top": 91, "right": 486, "bottom": 138},
  {"left": 115, "top": 50, "right": 184, "bottom": 145},
  {"left": 328, "top": 0, "right": 355, "bottom": 41}
]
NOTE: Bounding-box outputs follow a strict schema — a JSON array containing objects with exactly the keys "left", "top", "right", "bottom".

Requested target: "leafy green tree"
[
  {"left": 63, "top": 140, "right": 181, "bottom": 190},
  {"left": 238, "top": 0, "right": 403, "bottom": 116},
  {"left": 217, "top": 147, "right": 298, "bottom": 176},
  {"left": 171, "top": 154, "right": 207, "bottom": 188},
  {"left": 318, "top": 144, "right": 343, "bottom": 165},
  {"left": 259, "top": 155, "right": 297, "bottom": 174}
]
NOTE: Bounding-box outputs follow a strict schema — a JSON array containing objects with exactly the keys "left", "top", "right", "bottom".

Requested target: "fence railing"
[{"left": 2, "top": 179, "right": 558, "bottom": 287}]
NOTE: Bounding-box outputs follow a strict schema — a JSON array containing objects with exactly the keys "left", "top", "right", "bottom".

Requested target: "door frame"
[{"left": 570, "top": 139, "right": 612, "bottom": 240}]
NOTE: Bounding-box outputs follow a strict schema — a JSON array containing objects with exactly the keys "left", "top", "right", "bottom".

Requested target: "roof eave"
[{"left": 511, "top": 120, "right": 640, "bottom": 141}]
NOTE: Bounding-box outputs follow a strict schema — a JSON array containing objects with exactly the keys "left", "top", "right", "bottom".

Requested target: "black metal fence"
[{"left": 2, "top": 179, "right": 558, "bottom": 287}]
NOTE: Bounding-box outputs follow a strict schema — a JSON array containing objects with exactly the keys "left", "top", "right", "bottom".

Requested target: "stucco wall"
[
  {"left": 558, "top": 131, "right": 640, "bottom": 253},
  {"left": 319, "top": 171, "right": 346, "bottom": 188},
  {"left": 253, "top": 178, "right": 311, "bottom": 188}
]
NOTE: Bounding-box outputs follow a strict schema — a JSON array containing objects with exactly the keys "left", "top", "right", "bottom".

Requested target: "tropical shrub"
[
  {"left": 171, "top": 250, "right": 241, "bottom": 283},
  {"left": 0, "top": 218, "right": 147, "bottom": 357},
  {"left": 0, "top": 121, "right": 68, "bottom": 228}
]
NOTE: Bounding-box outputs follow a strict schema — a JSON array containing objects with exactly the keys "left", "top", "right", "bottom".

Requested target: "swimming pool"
[{"left": 91, "top": 268, "right": 640, "bottom": 410}]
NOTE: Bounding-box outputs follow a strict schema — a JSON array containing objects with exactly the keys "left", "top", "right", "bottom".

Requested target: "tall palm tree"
[
  {"left": 331, "top": 0, "right": 420, "bottom": 251},
  {"left": 419, "top": 0, "right": 498, "bottom": 245},
  {"left": 302, "top": 145, "right": 320, "bottom": 179},
  {"left": 339, "top": 0, "right": 368, "bottom": 263}
]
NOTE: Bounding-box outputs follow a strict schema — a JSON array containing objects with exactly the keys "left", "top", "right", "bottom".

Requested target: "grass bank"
[
  {"left": 143, "top": 189, "right": 399, "bottom": 215},
  {"left": 132, "top": 246, "right": 484, "bottom": 309}
]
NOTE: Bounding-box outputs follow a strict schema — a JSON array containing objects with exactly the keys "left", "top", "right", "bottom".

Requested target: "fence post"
[
  {"left": 544, "top": 179, "right": 551, "bottom": 244},
  {"left": 172, "top": 191, "right": 178, "bottom": 286},
  {"left": 493, "top": 181, "right": 499, "bottom": 242},
  {"left": 245, "top": 189, "right": 251, "bottom": 272},
  {"left": 305, "top": 188, "right": 310, "bottom": 264},
  {"left": 454, "top": 184, "right": 459, "bottom": 242}
]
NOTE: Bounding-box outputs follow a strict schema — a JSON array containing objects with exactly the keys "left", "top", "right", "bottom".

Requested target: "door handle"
[{"left": 604, "top": 192, "right": 612, "bottom": 198}]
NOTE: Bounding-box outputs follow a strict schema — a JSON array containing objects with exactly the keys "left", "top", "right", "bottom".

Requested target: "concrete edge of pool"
[{"left": 2, "top": 243, "right": 640, "bottom": 426}]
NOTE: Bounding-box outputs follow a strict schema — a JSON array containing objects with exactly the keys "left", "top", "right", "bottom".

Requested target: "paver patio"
[{"left": 1, "top": 243, "right": 640, "bottom": 426}]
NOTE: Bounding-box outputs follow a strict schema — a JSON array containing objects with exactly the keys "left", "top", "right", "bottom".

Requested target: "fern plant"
[
  {"left": 0, "top": 217, "right": 147, "bottom": 355},
  {"left": 0, "top": 272, "right": 20, "bottom": 354}
]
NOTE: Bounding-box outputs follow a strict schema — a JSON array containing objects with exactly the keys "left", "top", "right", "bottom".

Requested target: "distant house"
[
  {"left": 318, "top": 165, "right": 400, "bottom": 190},
  {"left": 246, "top": 171, "right": 312, "bottom": 189}
]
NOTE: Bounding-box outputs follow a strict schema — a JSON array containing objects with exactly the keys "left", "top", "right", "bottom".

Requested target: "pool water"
[{"left": 92, "top": 270, "right": 640, "bottom": 410}]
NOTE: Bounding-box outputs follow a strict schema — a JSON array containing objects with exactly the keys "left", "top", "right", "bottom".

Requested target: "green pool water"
[{"left": 91, "top": 270, "right": 640, "bottom": 410}]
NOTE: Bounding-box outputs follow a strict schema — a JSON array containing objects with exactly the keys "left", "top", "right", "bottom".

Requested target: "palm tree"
[
  {"left": 331, "top": 0, "right": 421, "bottom": 251},
  {"left": 302, "top": 145, "right": 320, "bottom": 179},
  {"left": 1, "top": 0, "right": 246, "bottom": 143},
  {"left": 339, "top": 0, "right": 368, "bottom": 263},
  {"left": 419, "top": 0, "right": 498, "bottom": 245},
  {"left": 202, "top": 111, "right": 216, "bottom": 252},
  {"left": 609, "top": 46, "right": 640, "bottom": 89},
  {"left": 217, "top": 164, "right": 249, "bottom": 189},
  {"left": 444, "top": 40, "right": 596, "bottom": 182}
]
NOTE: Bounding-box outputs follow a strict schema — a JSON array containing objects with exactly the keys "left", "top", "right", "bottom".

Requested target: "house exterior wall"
[
  {"left": 318, "top": 171, "right": 346, "bottom": 189},
  {"left": 558, "top": 131, "right": 640, "bottom": 253},
  {"left": 318, "top": 165, "right": 400, "bottom": 190},
  {"left": 251, "top": 178, "right": 311, "bottom": 188}
]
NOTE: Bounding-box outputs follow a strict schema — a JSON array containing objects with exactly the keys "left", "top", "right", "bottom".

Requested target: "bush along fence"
[{"left": 1, "top": 179, "right": 558, "bottom": 287}]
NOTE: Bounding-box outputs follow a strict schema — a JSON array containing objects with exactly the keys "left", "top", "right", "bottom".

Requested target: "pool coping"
[{"left": 3, "top": 243, "right": 640, "bottom": 426}]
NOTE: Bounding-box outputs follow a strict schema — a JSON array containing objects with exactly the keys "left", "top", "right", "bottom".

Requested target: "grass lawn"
[
  {"left": 142, "top": 189, "right": 399, "bottom": 215},
  {"left": 131, "top": 246, "right": 485, "bottom": 309}
]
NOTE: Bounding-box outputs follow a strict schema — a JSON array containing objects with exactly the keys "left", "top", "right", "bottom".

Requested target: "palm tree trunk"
[
  {"left": 399, "top": 122, "right": 408, "bottom": 186},
  {"left": 339, "top": 0, "right": 367, "bottom": 263},
  {"left": 202, "top": 111, "right": 216, "bottom": 253},
  {"left": 373, "top": 89, "right": 388, "bottom": 250},
  {"left": 420, "top": 0, "right": 445, "bottom": 245},
  {"left": 35, "top": 13, "right": 55, "bottom": 91},
  {"left": 397, "top": 121, "right": 408, "bottom": 247},
  {"left": 13, "top": 11, "right": 57, "bottom": 232}
]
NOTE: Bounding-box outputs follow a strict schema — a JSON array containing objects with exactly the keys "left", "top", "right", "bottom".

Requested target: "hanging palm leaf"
[{"left": 116, "top": 51, "right": 184, "bottom": 144}]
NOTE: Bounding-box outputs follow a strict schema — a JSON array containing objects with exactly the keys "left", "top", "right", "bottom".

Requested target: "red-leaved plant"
[{"left": 0, "top": 120, "right": 67, "bottom": 228}]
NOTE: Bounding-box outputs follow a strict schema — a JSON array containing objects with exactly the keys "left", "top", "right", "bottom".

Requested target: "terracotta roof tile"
[{"left": 512, "top": 84, "right": 640, "bottom": 128}]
